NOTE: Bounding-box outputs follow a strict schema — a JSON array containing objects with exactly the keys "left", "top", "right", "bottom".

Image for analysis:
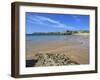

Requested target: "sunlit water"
[{"left": 26, "top": 35, "right": 89, "bottom": 47}]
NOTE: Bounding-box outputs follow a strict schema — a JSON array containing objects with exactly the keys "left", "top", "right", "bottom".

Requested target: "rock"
[{"left": 34, "top": 53, "right": 79, "bottom": 67}]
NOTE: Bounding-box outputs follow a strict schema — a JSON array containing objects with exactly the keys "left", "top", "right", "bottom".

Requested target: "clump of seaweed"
[{"left": 35, "top": 53, "right": 79, "bottom": 67}]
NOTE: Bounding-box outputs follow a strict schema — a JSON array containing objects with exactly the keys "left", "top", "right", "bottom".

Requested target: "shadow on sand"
[{"left": 26, "top": 59, "right": 38, "bottom": 67}]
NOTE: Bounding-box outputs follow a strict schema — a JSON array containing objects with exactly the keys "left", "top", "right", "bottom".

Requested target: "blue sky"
[{"left": 26, "top": 12, "right": 90, "bottom": 34}]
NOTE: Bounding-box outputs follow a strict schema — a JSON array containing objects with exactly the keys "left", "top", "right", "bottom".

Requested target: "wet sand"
[{"left": 26, "top": 35, "right": 89, "bottom": 64}]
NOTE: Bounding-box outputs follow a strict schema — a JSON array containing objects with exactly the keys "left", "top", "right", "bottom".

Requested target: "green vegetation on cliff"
[{"left": 26, "top": 30, "right": 89, "bottom": 35}]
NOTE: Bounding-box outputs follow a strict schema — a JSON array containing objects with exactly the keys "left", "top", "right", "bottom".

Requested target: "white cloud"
[
  {"left": 73, "top": 15, "right": 81, "bottom": 22},
  {"left": 35, "top": 16, "right": 60, "bottom": 24},
  {"left": 27, "top": 15, "right": 75, "bottom": 29}
]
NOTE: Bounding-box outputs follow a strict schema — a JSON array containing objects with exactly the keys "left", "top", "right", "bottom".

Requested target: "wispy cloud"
[
  {"left": 72, "top": 15, "right": 81, "bottom": 22},
  {"left": 27, "top": 15, "right": 75, "bottom": 30}
]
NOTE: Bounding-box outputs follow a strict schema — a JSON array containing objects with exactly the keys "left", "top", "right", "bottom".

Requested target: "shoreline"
[
  {"left": 72, "top": 33, "right": 89, "bottom": 36},
  {"left": 26, "top": 35, "right": 89, "bottom": 66},
  {"left": 26, "top": 33, "right": 89, "bottom": 36}
]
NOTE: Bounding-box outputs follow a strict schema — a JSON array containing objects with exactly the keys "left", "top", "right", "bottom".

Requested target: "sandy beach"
[
  {"left": 25, "top": 12, "right": 90, "bottom": 67},
  {"left": 26, "top": 35, "right": 89, "bottom": 65}
]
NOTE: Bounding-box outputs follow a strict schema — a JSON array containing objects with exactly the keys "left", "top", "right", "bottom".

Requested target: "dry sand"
[{"left": 26, "top": 39, "right": 89, "bottom": 64}]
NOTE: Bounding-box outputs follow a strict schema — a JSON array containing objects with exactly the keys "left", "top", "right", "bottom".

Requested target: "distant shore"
[
  {"left": 26, "top": 30, "right": 89, "bottom": 35},
  {"left": 72, "top": 33, "right": 89, "bottom": 36}
]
